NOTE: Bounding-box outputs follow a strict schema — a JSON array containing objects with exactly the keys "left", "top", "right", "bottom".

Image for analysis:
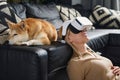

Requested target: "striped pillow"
[
  {"left": 89, "top": 5, "right": 120, "bottom": 29},
  {"left": 56, "top": 5, "right": 81, "bottom": 21},
  {"left": 0, "top": 1, "right": 21, "bottom": 44}
]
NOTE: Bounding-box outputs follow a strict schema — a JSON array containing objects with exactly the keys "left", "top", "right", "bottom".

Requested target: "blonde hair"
[
  {"left": 64, "top": 29, "right": 95, "bottom": 57},
  {"left": 64, "top": 29, "right": 81, "bottom": 57}
]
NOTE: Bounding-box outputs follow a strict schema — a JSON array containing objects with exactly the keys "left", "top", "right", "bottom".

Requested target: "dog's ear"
[
  {"left": 19, "top": 21, "right": 26, "bottom": 30},
  {"left": 20, "top": 21, "right": 25, "bottom": 29}
]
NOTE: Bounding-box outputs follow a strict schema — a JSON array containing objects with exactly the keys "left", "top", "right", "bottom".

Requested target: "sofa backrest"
[
  {"left": 10, "top": 2, "right": 88, "bottom": 30},
  {"left": 87, "top": 30, "right": 120, "bottom": 66},
  {"left": 10, "top": 3, "right": 26, "bottom": 19},
  {"left": 103, "top": 34, "right": 120, "bottom": 66},
  {"left": 10, "top": 2, "right": 63, "bottom": 30}
]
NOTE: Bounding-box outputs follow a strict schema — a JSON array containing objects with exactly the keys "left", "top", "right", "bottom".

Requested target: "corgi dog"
[{"left": 7, "top": 18, "right": 57, "bottom": 46}]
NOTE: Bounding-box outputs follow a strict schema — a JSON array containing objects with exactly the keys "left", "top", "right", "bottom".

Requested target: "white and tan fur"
[
  {"left": 57, "top": 26, "right": 63, "bottom": 40},
  {"left": 7, "top": 18, "right": 57, "bottom": 46}
]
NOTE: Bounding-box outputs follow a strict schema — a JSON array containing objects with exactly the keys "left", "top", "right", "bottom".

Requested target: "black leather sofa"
[{"left": 0, "top": 2, "right": 120, "bottom": 80}]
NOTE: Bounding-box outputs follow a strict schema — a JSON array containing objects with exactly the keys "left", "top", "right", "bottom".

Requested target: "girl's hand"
[{"left": 111, "top": 66, "right": 120, "bottom": 76}]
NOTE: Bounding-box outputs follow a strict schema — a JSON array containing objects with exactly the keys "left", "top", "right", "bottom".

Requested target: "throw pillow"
[
  {"left": 89, "top": 5, "right": 120, "bottom": 29},
  {"left": 10, "top": 3, "right": 26, "bottom": 19},
  {"left": 0, "top": 1, "right": 22, "bottom": 44},
  {"left": 56, "top": 5, "right": 81, "bottom": 21},
  {"left": 24, "top": 2, "right": 63, "bottom": 30}
]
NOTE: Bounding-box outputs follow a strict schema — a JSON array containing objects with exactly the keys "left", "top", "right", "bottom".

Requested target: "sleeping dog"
[{"left": 7, "top": 18, "right": 57, "bottom": 46}]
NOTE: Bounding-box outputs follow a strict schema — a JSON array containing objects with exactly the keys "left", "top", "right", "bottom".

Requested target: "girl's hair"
[
  {"left": 64, "top": 29, "right": 81, "bottom": 57},
  {"left": 65, "top": 29, "right": 95, "bottom": 57}
]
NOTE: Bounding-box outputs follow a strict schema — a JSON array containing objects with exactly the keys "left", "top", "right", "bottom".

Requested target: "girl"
[{"left": 61, "top": 17, "right": 120, "bottom": 80}]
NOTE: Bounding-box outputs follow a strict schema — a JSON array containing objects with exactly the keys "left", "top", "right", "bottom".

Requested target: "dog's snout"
[
  {"left": 5, "top": 40, "right": 9, "bottom": 44},
  {"left": 3, "top": 40, "right": 9, "bottom": 45}
]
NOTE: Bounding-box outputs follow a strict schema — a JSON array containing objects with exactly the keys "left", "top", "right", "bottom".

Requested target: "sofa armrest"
[{"left": 0, "top": 45, "right": 48, "bottom": 80}]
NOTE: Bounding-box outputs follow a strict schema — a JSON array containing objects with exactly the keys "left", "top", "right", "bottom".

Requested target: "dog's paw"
[
  {"left": 20, "top": 42, "right": 30, "bottom": 46},
  {"left": 15, "top": 42, "right": 30, "bottom": 46}
]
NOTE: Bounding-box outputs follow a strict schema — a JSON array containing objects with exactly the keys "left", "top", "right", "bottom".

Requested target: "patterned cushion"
[
  {"left": 89, "top": 5, "right": 120, "bottom": 29},
  {"left": 56, "top": 5, "right": 81, "bottom": 21},
  {"left": 0, "top": 1, "right": 21, "bottom": 44}
]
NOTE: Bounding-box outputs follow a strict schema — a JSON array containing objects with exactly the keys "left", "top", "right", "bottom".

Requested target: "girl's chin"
[
  {"left": 84, "top": 36, "right": 89, "bottom": 40},
  {"left": 85, "top": 38, "right": 89, "bottom": 42}
]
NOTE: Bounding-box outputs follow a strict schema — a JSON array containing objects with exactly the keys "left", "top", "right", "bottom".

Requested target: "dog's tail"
[{"left": 51, "top": 27, "right": 58, "bottom": 41}]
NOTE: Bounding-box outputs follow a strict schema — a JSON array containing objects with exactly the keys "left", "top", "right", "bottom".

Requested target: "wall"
[
  {"left": 81, "top": 0, "right": 120, "bottom": 10},
  {"left": 72, "top": 0, "right": 81, "bottom": 5},
  {"left": 0, "top": 0, "right": 7, "bottom": 1}
]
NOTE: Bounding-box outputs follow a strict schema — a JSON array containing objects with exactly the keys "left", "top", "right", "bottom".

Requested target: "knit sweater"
[{"left": 67, "top": 52, "right": 120, "bottom": 80}]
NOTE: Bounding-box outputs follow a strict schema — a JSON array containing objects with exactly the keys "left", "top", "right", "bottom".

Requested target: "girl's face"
[{"left": 68, "top": 30, "right": 89, "bottom": 44}]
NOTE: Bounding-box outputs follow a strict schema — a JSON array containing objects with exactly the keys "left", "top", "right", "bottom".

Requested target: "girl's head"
[
  {"left": 59, "top": 17, "right": 93, "bottom": 45},
  {"left": 65, "top": 28, "right": 89, "bottom": 46}
]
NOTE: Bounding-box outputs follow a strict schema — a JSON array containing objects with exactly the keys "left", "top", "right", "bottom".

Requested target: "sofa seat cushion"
[
  {"left": 89, "top": 5, "right": 120, "bottom": 29},
  {"left": 24, "top": 2, "right": 63, "bottom": 30}
]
